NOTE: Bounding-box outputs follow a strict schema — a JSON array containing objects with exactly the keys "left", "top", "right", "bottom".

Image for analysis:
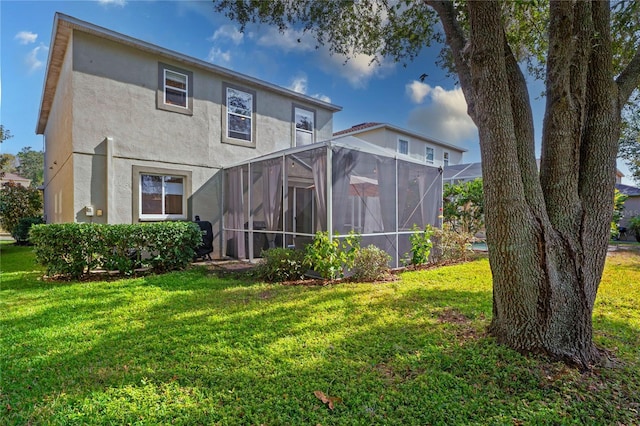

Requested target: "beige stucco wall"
[
  {"left": 43, "top": 36, "right": 75, "bottom": 224},
  {"left": 71, "top": 32, "right": 334, "bottom": 167},
  {"left": 41, "top": 29, "right": 335, "bottom": 257},
  {"left": 351, "top": 127, "right": 464, "bottom": 166}
]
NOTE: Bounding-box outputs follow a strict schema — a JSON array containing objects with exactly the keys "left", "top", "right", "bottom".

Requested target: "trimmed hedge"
[{"left": 29, "top": 222, "right": 203, "bottom": 279}]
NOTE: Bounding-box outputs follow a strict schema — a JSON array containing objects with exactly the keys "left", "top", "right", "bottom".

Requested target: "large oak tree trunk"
[{"left": 459, "top": 1, "right": 623, "bottom": 368}]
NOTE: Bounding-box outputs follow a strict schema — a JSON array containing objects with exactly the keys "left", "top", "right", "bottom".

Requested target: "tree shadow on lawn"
[
  {"left": 3, "top": 279, "right": 496, "bottom": 423},
  {"left": 4, "top": 274, "right": 639, "bottom": 424}
]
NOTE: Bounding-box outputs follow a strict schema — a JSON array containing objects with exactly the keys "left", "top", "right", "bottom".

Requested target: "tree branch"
[
  {"left": 424, "top": 1, "right": 475, "bottom": 116},
  {"left": 539, "top": 0, "right": 587, "bottom": 240},
  {"left": 502, "top": 33, "right": 546, "bottom": 218},
  {"left": 616, "top": 46, "right": 640, "bottom": 107}
]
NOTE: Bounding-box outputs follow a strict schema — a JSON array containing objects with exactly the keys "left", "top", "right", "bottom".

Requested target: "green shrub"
[
  {"left": 12, "top": 216, "right": 44, "bottom": 245},
  {"left": 351, "top": 244, "right": 391, "bottom": 282},
  {"left": 629, "top": 216, "right": 640, "bottom": 243},
  {"left": 305, "top": 231, "right": 361, "bottom": 280},
  {"left": 408, "top": 224, "right": 434, "bottom": 266},
  {"left": 29, "top": 222, "right": 202, "bottom": 279},
  {"left": 0, "top": 181, "right": 42, "bottom": 235},
  {"left": 430, "top": 224, "right": 474, "bottom": 263},
  {"left": 255, "top": 247, "right": 308, "bottom": 282}
]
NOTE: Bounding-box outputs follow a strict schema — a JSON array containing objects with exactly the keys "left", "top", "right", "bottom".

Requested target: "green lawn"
[{"left": 1, "top": 243, "right": 639, "bottom": 425}]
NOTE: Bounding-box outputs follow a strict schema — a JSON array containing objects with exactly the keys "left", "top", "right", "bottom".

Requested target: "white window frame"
[
  {"left": 157, "top": 63, "right": 193, "bottom": 115},
  {"left": 443, "top": 151, "right": 450, "bottom": 167},
  {"left": 164, "top": 69, "right": 188, "bottom": 108},
  {"left": 293, "top": 105, "right": 315, "bottom": 146},
  {"left": 425, "top": 146, "right": 435, "bottom": 164},
  {"left": 397, "top": 138, "right": 409, "bottom": 155},
  {"left": 138, "top": 173, "right": 187, "bottom": 221},
  {"left": 226, "top": 86, "right": 254, "bottom": 143}
]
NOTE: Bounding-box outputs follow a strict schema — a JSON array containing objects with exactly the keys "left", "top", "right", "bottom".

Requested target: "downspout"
[{"left": 105, "top": 137, "right": 113, "bottom": 224}]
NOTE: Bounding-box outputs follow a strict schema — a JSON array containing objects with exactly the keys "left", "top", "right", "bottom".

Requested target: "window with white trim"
[
  {"left": 443, "top": 151, "right": 450, "bottom": 166},
  {"left": 140, "top": 174, "right": 186, "bottom": 220},
  {"left": 164, "top": 70, "right": 188, "bottom": 107},
  {"left": 398, "top": 139, "right": 409, "bottom": 155},
  {"left": 425, "top": 146, "right": 435, "bottom": 164},
  {"left": 294, "top": 106, "right": 315, "bottom": 146},
  {"left": 157, "top": 63, "right": 193, "bottom": 115},
  {"left": 226, "top": 87, "right": 253, "bottom": 142}
]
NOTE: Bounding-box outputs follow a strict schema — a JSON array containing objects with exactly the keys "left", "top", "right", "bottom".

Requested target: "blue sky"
[{"left": 0, "top": 0, "right": 633, "bottom": 184}]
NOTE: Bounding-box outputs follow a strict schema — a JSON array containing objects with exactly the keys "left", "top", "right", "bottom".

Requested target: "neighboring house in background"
[
  {"left": 616, "top": 183, "right": 640, "bottom": 240},
  {"left": 0, "top": 173, "right": 32, "bottom": 188},
  {"left": 36, "top": 13, "right": 340, "bottom": 258},
  {"left": 334, "top": 122, "right": 466, "bottom": 167}
]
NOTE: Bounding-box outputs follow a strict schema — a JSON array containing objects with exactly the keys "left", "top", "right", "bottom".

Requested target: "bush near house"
[
  {"left": 0, "top": 181, "right": 42, "bottom": 236},
  {"left": 351, "top": 244, "right": 391, "bottom": 282},
  {"left": 305, "top": 231, "right": 361, "bottom": 280},
  {"left": 629, "top": 215, "right": 640, "bottom": 242},
  {"left": 29, "top": 222, "right": 202, "bottom": 279},
  {"left": 12, "top": 216, "right": 44, "bottom": 245},
  {"left": 430, "top": 224, "right": 475, "bottom": 264},
  {"left": 254, "top": 247, "right": 309, "bottom": 282}
]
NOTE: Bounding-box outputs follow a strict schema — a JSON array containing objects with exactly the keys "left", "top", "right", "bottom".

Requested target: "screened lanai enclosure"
[{"left": 223, "top": 137, "right": 443, "bottom": 268}]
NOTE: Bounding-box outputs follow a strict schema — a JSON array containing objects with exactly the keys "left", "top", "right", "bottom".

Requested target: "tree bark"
[{"left": 446, "top": 0, "right": 635, "bottom": 368}]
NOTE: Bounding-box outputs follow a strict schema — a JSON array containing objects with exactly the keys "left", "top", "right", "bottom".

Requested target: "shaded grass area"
[{"left": 1, "top": 243, "right": 639, "bottom": 425}]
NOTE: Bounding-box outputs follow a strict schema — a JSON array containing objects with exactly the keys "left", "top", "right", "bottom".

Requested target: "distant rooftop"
[
  {"left": 333, "top": 122, "right": 382, "bottom": 136},
  {"left": 616, "top": 183, "right": 640, "bottom": 197}
]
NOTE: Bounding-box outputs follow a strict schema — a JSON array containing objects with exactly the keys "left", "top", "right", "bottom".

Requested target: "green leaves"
[
  {"left": 0, "top": 181, "right": 42, "bottom": 235},
  {"left": 443, "top": 178, "right": 485, "bottom": 236},
  {"left": 305, "top": 230, "right": 361, "bottom": 280},
  {"left": 408, "top": 224, "right": 434, "bottom": 266},
  {"left": 29, "top": 222, "right": 202, "bottom": 279}
]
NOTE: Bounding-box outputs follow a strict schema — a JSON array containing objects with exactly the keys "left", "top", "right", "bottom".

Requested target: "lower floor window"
[{"left": 140, "top": 174, "right": 185, "bottom": 219}]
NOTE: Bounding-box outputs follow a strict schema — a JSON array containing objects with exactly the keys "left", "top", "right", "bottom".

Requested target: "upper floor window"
[
  {"left": 223, "top": 84, "right": 256, "bottom": 146},
  {"left": 425, "top": 146, "right": 435, "bottom": 164},
  {"left": 157, "top": 63, "right": 193, "bottom": 115},
  {"left": 164, "top": 70, "right": 188, "bottom": 107},
  {"left": 294, "top": 106, "right": 315, "bottom": 146},
  {"left": 398, "top": 139, "right": 409, "bottom": 155},
  {"left": 443, "top": 151, "right": 450, "bottom": 166},
  {"left": 139, "top": 173, "right": 186, "bottom": 220}
]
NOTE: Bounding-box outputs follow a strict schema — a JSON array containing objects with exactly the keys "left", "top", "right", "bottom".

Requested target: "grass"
[{"left": 1, "top": 243, "right": 639, "bottom": 425}]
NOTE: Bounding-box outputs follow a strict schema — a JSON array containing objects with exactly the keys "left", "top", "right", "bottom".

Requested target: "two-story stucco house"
[
  {"left": 36, "top": 13, "right": 341, "bottom": 258},
  {"left": 334, "top": 122, "right": 466, "bottom": 167}
]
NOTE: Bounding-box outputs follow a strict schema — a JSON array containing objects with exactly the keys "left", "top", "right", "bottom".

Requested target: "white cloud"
[
  {"left": 252, "top": 25, "right": 392, "bottom": 88},
  {"left": 15, "top": 31, "right": 37, "bottom": 45},
  {"left": 25, "top": 44, "right": 49, "bottom": 73},
  {"left": 319, "top": 50, "right": 395, "bottom": 89},
  {"left": 406, "top": 80, "right": 432, "bottom": 104},
  {"left": 312, "top": 93, "right": 332, "bottom": 103},
  {"left": 210, "top": 25, "right": 244, "bottom": 45},
  {"left": 288, "top": 75, "right": 307, "bottom": 94},
  {"left": 206, "top": 47, "right": 231, "bottom": 66},
  {"left": 406, "top": 83, "right": 477, "bottom": 144},
  {"left": 98, "top": 0, "right": 127, "bottom": 6},
  {"left": 255, "top": 27, "right": 315, "bottom": 53},
  {"left": 287, "top": 74, "right": 331, "bottom": 103}
]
